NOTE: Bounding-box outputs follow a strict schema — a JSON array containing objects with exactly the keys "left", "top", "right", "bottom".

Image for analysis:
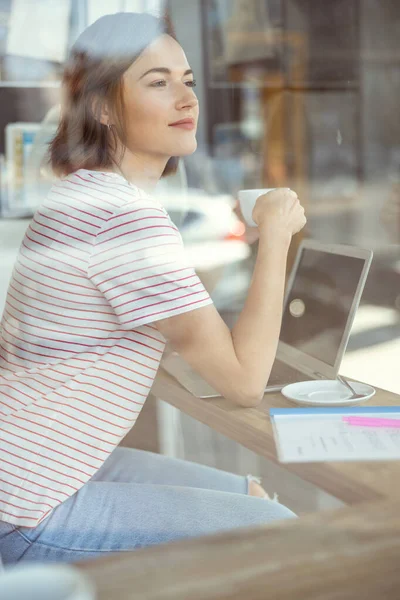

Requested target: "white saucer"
[{"left": 281, "top": 379, "right": 376, "bottom": 407}]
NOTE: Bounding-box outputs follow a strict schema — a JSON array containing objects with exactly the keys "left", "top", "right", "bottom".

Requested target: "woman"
[{"left": 0, "top": 12, "right": 305, "bottom": 564}]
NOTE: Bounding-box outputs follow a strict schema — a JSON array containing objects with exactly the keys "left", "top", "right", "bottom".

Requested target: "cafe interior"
[{"left": 0, "top": 0, "right": 399, "bottom": 598}]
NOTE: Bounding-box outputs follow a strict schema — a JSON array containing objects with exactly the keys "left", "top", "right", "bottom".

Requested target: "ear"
[{"left": 90, "top": 95, "right": 111, "bottom": 126}]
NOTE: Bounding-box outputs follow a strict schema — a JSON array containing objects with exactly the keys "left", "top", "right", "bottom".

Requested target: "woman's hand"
[
  {"left": 252, "top": 188, "right": 306, "bottom": 239},
  {"left": 233, "top": 200, "right": 262, "bottom": 245}
]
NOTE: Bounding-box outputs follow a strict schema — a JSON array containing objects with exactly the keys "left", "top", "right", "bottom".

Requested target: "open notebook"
[{"left": 270, "top": 407, "right": 400, "bottom": 463}]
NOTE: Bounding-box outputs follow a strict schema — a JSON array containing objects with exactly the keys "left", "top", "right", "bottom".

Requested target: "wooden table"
[
  {"left": 77, "top": 370, "right": 400, "bottom": 599},
  {"left": 152, "top": 370, "right": 400, "bottom": 505}
]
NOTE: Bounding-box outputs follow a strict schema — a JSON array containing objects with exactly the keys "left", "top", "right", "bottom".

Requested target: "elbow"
[{"left": 232, "top": 387, "right": 265, "bottom": 408}]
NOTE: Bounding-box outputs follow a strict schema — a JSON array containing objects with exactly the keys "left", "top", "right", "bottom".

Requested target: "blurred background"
[{"left": 0, "top": 0, "right": 399, "bottom": 513}]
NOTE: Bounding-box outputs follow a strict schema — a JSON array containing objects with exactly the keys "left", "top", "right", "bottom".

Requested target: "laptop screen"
[{"left": 279, "top": 248, "right": 366, "bottom": 366}]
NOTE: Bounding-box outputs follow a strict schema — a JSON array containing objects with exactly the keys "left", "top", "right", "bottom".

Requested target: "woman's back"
[{"left": 0, "top": 168, "right": 211, "bottom": 528}]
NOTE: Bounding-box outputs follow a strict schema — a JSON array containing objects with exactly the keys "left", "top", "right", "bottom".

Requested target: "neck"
[{"left": 113, "top": 149, "right": 168, "bottom": 193}]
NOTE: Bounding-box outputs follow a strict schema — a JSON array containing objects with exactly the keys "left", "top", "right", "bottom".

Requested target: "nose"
[{"left": 175, "top": 84, "right": 198, "bottom": 111}]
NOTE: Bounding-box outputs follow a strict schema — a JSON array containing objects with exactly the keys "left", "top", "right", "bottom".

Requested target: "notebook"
[{"left": 270, "top": 407, "right": 400, "bottom": 462}]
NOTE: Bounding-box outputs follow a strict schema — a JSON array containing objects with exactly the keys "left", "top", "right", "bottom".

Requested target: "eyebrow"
[{"left": 139, "top": 67, "right": 193, "bottom": 80}]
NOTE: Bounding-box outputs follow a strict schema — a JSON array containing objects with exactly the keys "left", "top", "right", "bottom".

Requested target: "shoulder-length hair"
[{"left": 49, "top": 12, "right": 178, "bottom": 178}]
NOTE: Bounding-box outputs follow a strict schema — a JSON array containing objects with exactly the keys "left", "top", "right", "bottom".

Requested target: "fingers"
[
  {"left": 284, "top": 188, "right": 306, "bottom": 233},
  {"left": 254, "top": 187, "right": 306, "bottom": 235}
]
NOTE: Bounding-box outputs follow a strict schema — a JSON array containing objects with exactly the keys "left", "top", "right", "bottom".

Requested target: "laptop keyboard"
[{"left": 267, "top": 360, "right": 314, "bottom": 387}]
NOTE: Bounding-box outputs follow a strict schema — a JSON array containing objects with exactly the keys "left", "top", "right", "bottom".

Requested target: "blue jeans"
[{"left": 0, "top": 447, "right": 296, "bottom": 564}]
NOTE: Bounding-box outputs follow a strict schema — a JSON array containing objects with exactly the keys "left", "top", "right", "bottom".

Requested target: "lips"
[{"left": 169, "top": 118, "right": 195, "bottom": 130}]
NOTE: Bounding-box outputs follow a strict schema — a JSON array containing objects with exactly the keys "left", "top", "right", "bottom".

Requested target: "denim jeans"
[{"left": 0, "top": 447, "right": 296, "bottom": 564}]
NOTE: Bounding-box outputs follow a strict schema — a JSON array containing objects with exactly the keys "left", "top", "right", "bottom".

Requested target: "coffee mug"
[
  {"left": 237, "top": 188, "right": 276, "bottom": 227},
  {"left": 0, "top": 564, "right": 96, "bottom": 600}
]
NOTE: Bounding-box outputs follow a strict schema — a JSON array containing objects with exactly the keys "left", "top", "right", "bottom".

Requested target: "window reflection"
[{"left": 0, "top": 0, "right": 399, "bottom": 393}]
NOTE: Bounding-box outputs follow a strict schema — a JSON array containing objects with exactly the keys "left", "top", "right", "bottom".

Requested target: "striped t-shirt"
[{"left": 0, "top": 169, "right": 212, "bottom": 528}]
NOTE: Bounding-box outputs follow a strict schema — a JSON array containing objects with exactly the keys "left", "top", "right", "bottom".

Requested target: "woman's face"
[{"left": 120, "top": 34, "right": 199, "bottom": 161}]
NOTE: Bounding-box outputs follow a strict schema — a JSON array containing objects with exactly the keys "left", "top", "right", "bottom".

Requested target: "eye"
[
  {"left": 150, "top": 80, "right": 167, "bottom": 87},
  {"left": 185, "top": 80, "right": 197, "bottom": 88}
]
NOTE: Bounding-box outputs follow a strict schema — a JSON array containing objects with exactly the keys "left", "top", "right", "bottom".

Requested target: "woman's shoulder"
[
  {"left": 45, "top": 169, "right": 171, "bottom": 232},
  {"left": 51, "top": 168, "right": 151, "bottom": 211},
  {"left": 65, "top": 169, "right": 142, "bottom": 201}
]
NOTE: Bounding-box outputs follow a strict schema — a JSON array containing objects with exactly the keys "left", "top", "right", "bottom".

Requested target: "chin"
[{"left": 175, "top": 138, "right": 198, "bottom": 156}]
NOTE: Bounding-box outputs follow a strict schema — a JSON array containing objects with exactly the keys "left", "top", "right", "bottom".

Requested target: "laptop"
[{"left": 161, "top": 240, "right": 373, "bottom": 398}]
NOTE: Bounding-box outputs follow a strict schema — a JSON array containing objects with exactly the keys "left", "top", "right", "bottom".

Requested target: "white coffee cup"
[
  {"left": 238, "top": 188, "right": 276, "bottom": 227},
  {"left": 0, "top": 564, "right": 96, "bottom": 600}
]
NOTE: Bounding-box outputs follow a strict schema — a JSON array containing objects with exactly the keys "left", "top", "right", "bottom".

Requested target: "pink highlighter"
[{"left": 343, "top": 416, "right": 400, "bottom": 428}]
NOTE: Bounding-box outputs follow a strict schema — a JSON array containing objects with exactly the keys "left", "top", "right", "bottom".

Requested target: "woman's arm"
[{"left": 155, "top": 189, "right": 306, "bottom": 408}]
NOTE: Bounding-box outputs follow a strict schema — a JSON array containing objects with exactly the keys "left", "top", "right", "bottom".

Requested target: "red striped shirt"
[{"left": 0, "top": 169, "right": 212, "bottom": 527}]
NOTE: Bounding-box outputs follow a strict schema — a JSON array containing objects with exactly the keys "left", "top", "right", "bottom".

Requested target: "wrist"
[{"left": 258, "top": 227, "right": 291, "bottom": 250}]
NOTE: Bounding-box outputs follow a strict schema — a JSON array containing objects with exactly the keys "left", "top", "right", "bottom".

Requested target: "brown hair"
[{"left": 49, "top": 12, "right": 179, "bottom": 178}]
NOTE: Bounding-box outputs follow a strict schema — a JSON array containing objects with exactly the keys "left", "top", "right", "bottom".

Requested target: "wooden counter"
[
  {"left": 76, "top": 369, "right": 400, "bottom": 599},
  {"left": 152, "top": 369, "right": 400, "bottom": 505},
  {"left": 78, "top": 497, "right": 400, "bottom": 600}
]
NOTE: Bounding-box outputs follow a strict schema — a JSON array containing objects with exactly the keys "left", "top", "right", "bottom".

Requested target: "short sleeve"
[{"left": 87, "top": 198, "right": 213, "bottom": 329}]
